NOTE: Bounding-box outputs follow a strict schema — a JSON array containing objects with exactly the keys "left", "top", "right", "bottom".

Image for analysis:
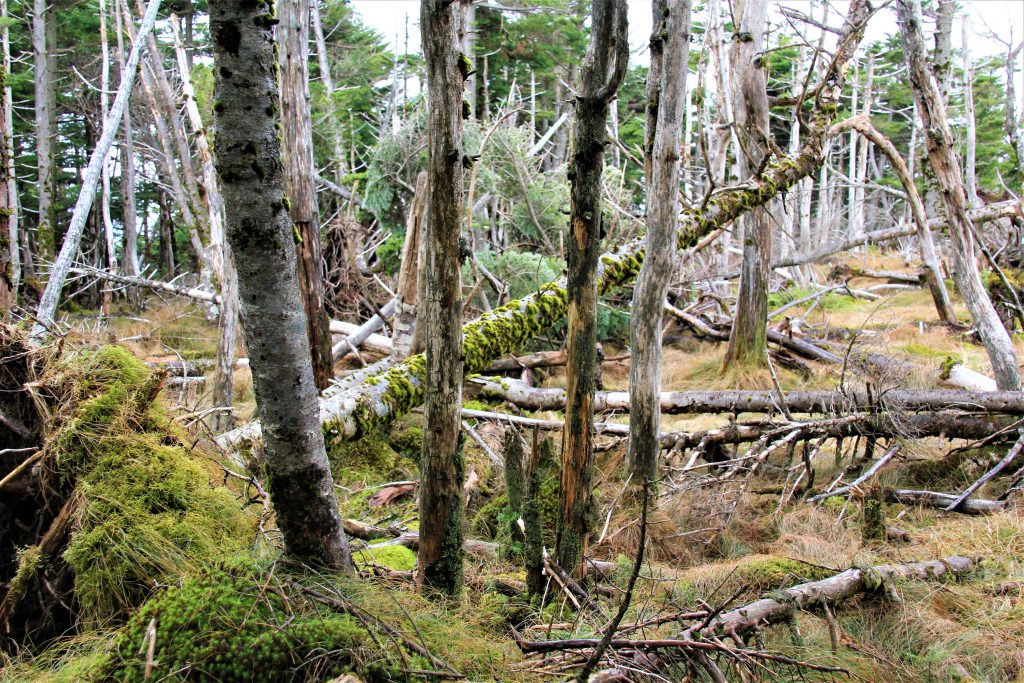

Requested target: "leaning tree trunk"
[
  {"left": 418, "top": 0, "right": 467, "bottom": 597},
  {"left": 32, "top": 0, "right": 162, "bottom": 340},
  {"left": 556, "top": 0, "right": 628, "bottom": 577},
  {"left": 278, "top": 0, "right": 333, "bottom": 390},
  {"left": 627, "top": 0, "right": 690, "bottom": 485},
  {"left": 211, "top": 0, "right": 352, "bottom": 570},
  {"left": 897, "top": 0, "right": 1021, "bottom": 391},
  {"left": 723, "top": 0, "right": 772, "bottom": 370}
]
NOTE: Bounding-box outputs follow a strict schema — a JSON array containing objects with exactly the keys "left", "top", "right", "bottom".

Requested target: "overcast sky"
[{"left": 350, "top": 0, "right": 1024, "bottom": 77}]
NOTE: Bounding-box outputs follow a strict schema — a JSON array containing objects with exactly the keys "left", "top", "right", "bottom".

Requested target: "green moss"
[
  {"left": 354, "top": 544, "right": 417, "bottom": 571},
  {"left": 733, "top": 556, "right": 833, "bottom": 591},
  {"left": 5, "top": 546, "right": 43, "bottom": 610},
  {"left": 97, "top": 565, "right": 397, "bottom": 682},
  {"left": 387, "top": 424, "right": 423, "bottom": 458}
]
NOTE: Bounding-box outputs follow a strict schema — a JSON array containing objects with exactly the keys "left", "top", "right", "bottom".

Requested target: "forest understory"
[{"left": 3, "top": 247, "right": 1024, "bottom": 682}]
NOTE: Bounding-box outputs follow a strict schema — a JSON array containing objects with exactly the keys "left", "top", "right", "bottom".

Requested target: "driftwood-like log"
[
  {"left": 68, "top": 266, "right": 221, "bottom": 304},
  {"left": 885, "top": 489, "right": 1005, "bottom": 514},
  {"left": 470, "top": 378, "right": 1024, "bottom": 417},
  {"left": 683, "top": 556, "right": 974, "bottom": 641},
  {"left": 215, "top": 1, "right": 873, "bottom": 457}
]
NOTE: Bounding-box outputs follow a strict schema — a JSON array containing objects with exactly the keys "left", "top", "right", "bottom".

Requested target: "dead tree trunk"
[
  {"left": 628, "top": 0, "right": 690, "bottom": 484},
  {"left": 114, "top": 0, "right": 139, "bottom": 281},
  {"left": 723, "top": 0, "right": 772, "bottom": 371},
  {"left": 32, "top": 0, "right": 161, "bottom": 340},
  {"left": 211, "top": 0, "right": 352, "bottom": 570},
  {"left": 32, "top": 0, "right": 53, "bottom": 256},
  {"left": 897, "top": 0, "right": 1021, "bottom": 391},
  {"left": 278, "top": 0, "right": 334, "bottom": 390},
  {"left": 1, "top": 0, "right": 18, "bottom": 302},
  {"left": 392, "top": 171, "right": 427, "bottom": 359},
  {"left": 418, "top": 0, "right": 467, "bottom": 597},
  {"left": 557, "top": 0, "right": 628, "bottom": 577}
]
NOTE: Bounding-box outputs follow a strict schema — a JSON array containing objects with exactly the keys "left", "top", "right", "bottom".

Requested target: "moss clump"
[
  {"left": 354, "top": 544, "right": 417, "bottom": 571},
  {"left": 323, "top": 430, "right": 404, "bottom": 483},
  {"left": 733, "top": 556, "right": 833, "bottom": 592},
  {"left": 387, "top": 424, "right": 423, "bottom": 458},
  {"left": 97, "top": 565, "right": 395, "bottom": 682},
  {"left": 63, "top": 433, "right": 252, "bottom": 621}
]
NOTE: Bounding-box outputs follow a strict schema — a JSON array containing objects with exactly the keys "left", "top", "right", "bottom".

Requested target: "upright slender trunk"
[
  {"left": 723, "top": 0, "right": 771, "bottom": 370},
  {"left": 392, "top": 171, "right": 427, "bottom": 359},
  {"left": 627, "top": 0, "right": 690, "bottom": 485},
  {"left": 556, "top": 0, "right": 628, "bottom": 577},
  {"left": 32, "top": 0, "right": 161, "bottom": 340},
  {"left": 1, "top": 0, "right": 17, "bottom": 309},
  {"left": 115, "top": 0, "right": 139, "bottom": 280},
  {"left": 278, "top": 0, "right": 334, "bottom": 390},
  {"left": 311, "top": 0, "right": 347, "bottom": 184},
  {"left": 211, "top": 0, "right": 352, "bottom": 569},
  {"left": 851, "top": 54, "right": 874, "bottom": 238},
  {"left": 99, "top": 0, "right": 117, "bottom": 315},
  {"left": 418, "top": 0, "right": 467, "bottom": 596},
  {"left": 962, "top": 17, "right": 978, "bottom": 208},
  {"left": 33, "top": 0, "right": 53, "bottom": 255},
  {"left": 1002, "top": 40, "right": 1024, "bottom": 190},
  {"left": 897, "top": 0, "right": 1021, "bottom": 391}
]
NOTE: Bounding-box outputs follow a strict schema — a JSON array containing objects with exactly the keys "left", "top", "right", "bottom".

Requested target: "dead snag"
[{"left": 558, "top": 0, "right": 629, "bottom": 577}]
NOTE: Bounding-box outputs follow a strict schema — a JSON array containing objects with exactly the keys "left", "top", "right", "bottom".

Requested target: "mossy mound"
[
  {"left": 353, "top": 544, "right": 417, "bottom": 571},
  {"left": 95, "top": 564, "right": 402, "bottom": 682}
]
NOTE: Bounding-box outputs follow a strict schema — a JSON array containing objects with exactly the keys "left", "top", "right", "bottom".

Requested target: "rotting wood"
[{"left": 885, "top": 489, "right": 1005, "bottom": 514}]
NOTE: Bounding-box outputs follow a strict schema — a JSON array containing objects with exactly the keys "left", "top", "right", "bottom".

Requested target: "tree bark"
[
  {"left": 557, "top": 0, "right": 628, "bottom": 577},
  {"left": 418, "top": 0, "right": 467, "bottom": 597},
  {"left": 113, "top": 0, "right": 139, "bottom": 281},
  {"left": 32, "top": 0, "right": 54, "bottom": 256},
  {"left": 278, "top": 0, "right": 333, "bottom": 390},
  {"left": 628, "top": 0, "right": 690, "bottom": 484},
  {"left": 32, "top": 0, "right": 162, "bottom": 340},
  {"left": 897, "top": 0, "right": 1021, "bottom": 391},
  {"left": 1, "top": 0, "right": 17, "bottom": 303},
  {"left": 211, "top": 0, "right": 352, "bottom": 570},
  {"left": 0, "top": 35, "right": 10, "bottom": 316},
  {"left": 723, "top": 0, "right": 772, "bottom": 370},
  {"left": 392, "top": 171, "right": 428, "bottom": 359}
]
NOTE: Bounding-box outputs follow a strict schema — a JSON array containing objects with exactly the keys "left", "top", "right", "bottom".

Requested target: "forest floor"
[{"left": 3, "top": 249, "right": 1024, "bottom": 682}]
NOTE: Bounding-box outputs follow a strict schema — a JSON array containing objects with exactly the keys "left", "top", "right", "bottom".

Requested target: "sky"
[{"left": 349, "top": 0, "right": 1024, "bottom": 81}]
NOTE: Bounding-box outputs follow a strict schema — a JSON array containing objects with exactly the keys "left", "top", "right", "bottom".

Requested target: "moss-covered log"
[{"left": 216, "top": 0, "right": 872, "bottom": 460}]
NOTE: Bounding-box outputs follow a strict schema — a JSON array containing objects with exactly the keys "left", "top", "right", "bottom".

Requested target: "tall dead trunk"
[
  {"left": 851, "top": 54, "right": 874, "bottom": 239},
  {"left": 1, "top": 0, "right": 17, "bottom": 301},
  {"left": 32, "top": 0, "right": 161, "bottom": 340},
  {"left": 723, "top": 0, "right": 771, "bottom": 370},
  {"left": 211, "top": 0, "right": 352, "bottom": 570},
  {"left": 32, "top": 0, "right": 53, "bottom": 255},
  {"left": 627, "top": 0, "right": 690, "bottom": 485},
  {"left": 962, "top": 17, "right": 979, "bottom": 209},
  {"left": 392, "top": 171, "right": 427, "bottom": 359},
  {"left": 1002, "top": 40, "right": 1024, "bottom": 190},
  {"left": 113, "top": 0, "right": 139, "bottom": 281},
  {"left": 418, "top": 0, "right": 468, "bottom": 597},
  {"left": 0, "top": 39, "right": 11, "bottom": 316},
  {"left": 897, "top": 0, "right": 1021, "bottom": 391},
  {"left": 556, "top": 0, "right": 628, "bottom": 577},
  {"left": 311, "top": 0, "right": 347, "bottom": 185},
  {"left": 99, "top": 0, "right": 116, "bottom": 316},
  {"left": 278, "top": 0, "right": 333, "bottom": 391}
]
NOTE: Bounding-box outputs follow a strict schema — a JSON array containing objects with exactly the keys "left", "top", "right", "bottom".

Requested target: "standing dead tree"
[
  {"left": 557, "top": 0, "right": 629, "bottom": 577},
  {"left": 628, "top": 0, "right": 691, "bottom": 485},
  {"left": 898, "top": 0, "right": 1021, "bottom": 391},
  {"left": 418, "top": 0, "right": 468, "bottom": 596}
]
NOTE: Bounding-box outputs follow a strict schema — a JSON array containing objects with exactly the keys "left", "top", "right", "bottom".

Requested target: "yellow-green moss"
[{"left": 354, "top": 544, "right": 417, "bottom": 571}]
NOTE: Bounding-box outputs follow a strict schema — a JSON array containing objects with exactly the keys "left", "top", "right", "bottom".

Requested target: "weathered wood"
[
  {"left": 330, "top": 299, "right": 397, "bottom": 362},
  {"left": 886, "top": 489, "right": 1004, "bottom": 515},
  {"left": 558, "top": 0, "right": 629, "bottom": 576},
  {"left": 32, "top": 0, "right": 161, "bottom": 340},
  {"left": 944, "top": 430, "right": 1024, "bottom": 511},
  {"left": 628, "top": 0, "right": 690, "bottom": 484},
  {"left": 418, "top": 0, "right": 467, "bottom": 596},
  {"left": 682, "top": 556, "right": 974, "bottom": 640},
  {"left": 898, "top": 0, "right": 1020, "bottom": 390},
  {"left": 472, "top": 378, "right": 1024, "bottom": 416},
  {"left": 67, "top": 267, "right": 221, "bottom": 304},
  {"left": 211, "top": 0, "right": 351, "bottom": 570}
]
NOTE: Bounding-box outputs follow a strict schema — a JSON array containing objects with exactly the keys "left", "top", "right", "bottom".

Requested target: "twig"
[{"left": 807, "top": 443, "right": 899, "bottom": 502}]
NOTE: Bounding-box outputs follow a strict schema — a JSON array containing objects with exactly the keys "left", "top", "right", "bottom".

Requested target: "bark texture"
[
  {"left": 628, "top": 0, "right": 690, "bottom": 484},
  {"left": 278, "top": 0, "right": 333, "bottom": 390},
  {"left": 897, "top": 0, "right": 1021, "bottom": 391},
  {"left": 32, "top": 0, "right": 53, "bottom": 255},
  {"left": 211, "top": 0, "right": 352, "bottom": 569},
  {"left": 723, "top": 0, "right": 771, "bottom": 370},
  {"left": 557, "top": 0, "right": 629, "bottom": 576},
  {"left": 418, "top": 0, "right": 467, "bottom": 596}
]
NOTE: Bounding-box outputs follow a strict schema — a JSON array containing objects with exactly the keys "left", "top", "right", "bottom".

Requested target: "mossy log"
[{"left": 216, "top": 0, "right": 872, "bottom": 460}]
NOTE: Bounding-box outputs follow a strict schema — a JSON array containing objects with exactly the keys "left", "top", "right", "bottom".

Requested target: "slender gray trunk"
[
  {"left": 211, "top": 0, "right": 352, "bottom": 569},
  {"left": 627, "top": 0, "right": 690, "bottom": 484},
  {"left": 33, "top": 0, "right": 53, "bottom": 255}
]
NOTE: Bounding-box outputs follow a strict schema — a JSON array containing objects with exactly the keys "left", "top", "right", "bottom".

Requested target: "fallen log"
[
  {"left": 943, "top": 430, "right": 1024, "bottom": 511},
  {"left": 67, "top": 266, "right": 221, "bottom": 304},
  {"left": 215, "top": 3, "right": 873, "bottom": 457},
  {"left": 682, "top": 556, "right": 974, "bottom": 641},
  {"left": 330, "top": 298, "right": 397, "bottom": 362},
  {"left": 885, "top": 489, "right": 1005, "bottom": 515},
  {"left": 470, "top": 378, "right": 1024, "bottom": 417},
  {"left": 484, "top": 350, "right": 568, "bottom": 373},
  {"left": 329, "top": 320, "right": 393, "bottom": 356}
]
